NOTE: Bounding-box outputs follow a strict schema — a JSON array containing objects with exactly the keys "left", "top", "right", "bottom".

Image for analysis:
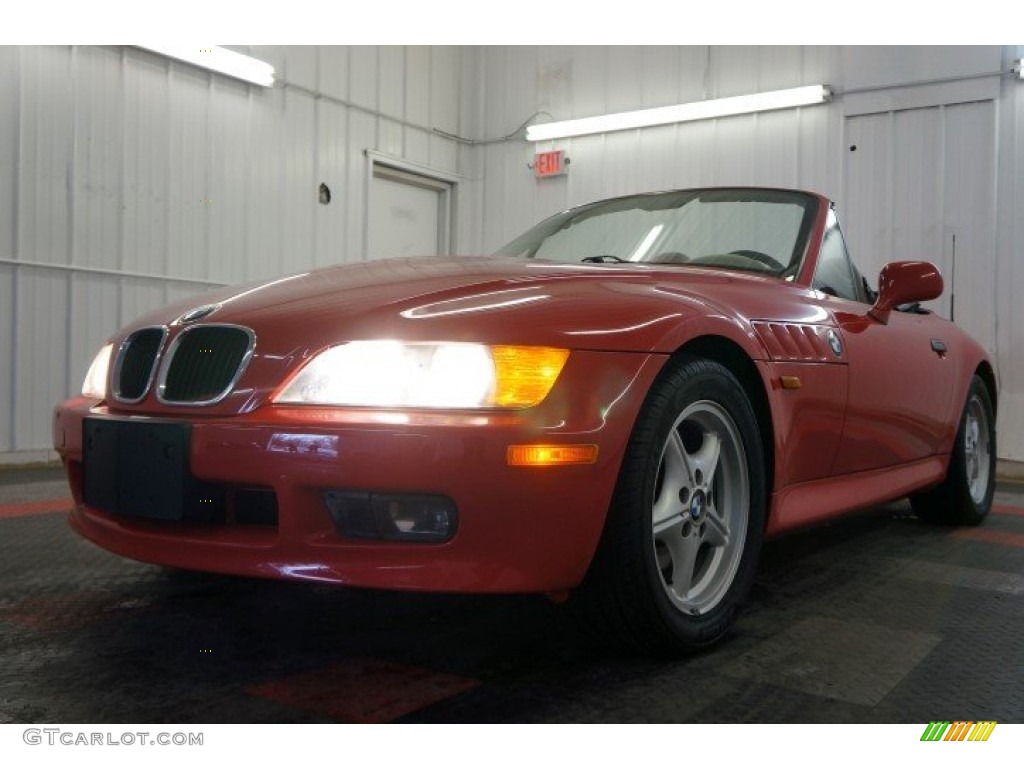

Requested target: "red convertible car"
[{"left": 53, "top": 187, "right": 996, "bottom": 653}]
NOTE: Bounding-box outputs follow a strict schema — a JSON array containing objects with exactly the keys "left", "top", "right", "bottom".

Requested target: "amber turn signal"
[
  {"left": 491, "top": 346, "right": 570, "bottom": 408},
  {"left": 507, "top": 444, "right": 599, "bottom": 467}
]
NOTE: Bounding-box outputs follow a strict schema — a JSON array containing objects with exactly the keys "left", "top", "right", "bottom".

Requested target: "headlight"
[
  {"left": 81, "top": 343, "right": 113, "bottom": 399},
  {"left": 273, "top": 341, "right": 569, "bottom": 409}
]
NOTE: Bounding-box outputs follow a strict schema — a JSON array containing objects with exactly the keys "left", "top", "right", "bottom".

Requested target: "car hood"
[{"left": 127, "top": 255, "right": 788, "bottom": 356}]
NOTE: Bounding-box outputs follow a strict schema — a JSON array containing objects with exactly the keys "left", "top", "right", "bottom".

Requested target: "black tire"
[
  {"left": 910, "top": 375, "right": 995, "bottom": 526},
  {"left": 573, "top": 356, "right": 766, "bottom": 655}
]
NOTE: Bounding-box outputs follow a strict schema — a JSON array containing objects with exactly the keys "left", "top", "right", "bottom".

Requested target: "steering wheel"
[{"left": 727, "top": 249, "right": 780, "bottom": 269}]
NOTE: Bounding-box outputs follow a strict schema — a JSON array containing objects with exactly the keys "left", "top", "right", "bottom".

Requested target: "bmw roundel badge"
[
  {"left": 177, "top": 304, "right": 220, "bottom": 324},
  {"left": 827, "top": 329, "right": 843, "bottom": 357}
]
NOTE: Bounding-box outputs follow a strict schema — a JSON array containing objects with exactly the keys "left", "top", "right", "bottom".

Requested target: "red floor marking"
[
  {"left": 247, "top": 657, "right": 480, "bottom": 723},
  {"left": 0, "top": 593, "right": 104, "bottom": 632},
  {"left": 992, "top": 504, "right": 1024, "bottom": 517},
  {"left": 952, "top": 528, "right": 1024, "bottom": 548},
  {"left": 0, "top": 498, "right": 73, "bottom": 520},
  {"left": 0, "top": 592, "right": 152, "bottom": 632}
]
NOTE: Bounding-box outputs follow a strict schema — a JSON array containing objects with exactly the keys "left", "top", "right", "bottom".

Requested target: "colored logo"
[
  {"left": 689, "top": 490, "right": 706, "bottom": 521},
  {"left": 826, "top": 329, "right": 843, "bottom": 357},
  {"left": 920, "top": 721, "right": 997, "bottom": 742}
]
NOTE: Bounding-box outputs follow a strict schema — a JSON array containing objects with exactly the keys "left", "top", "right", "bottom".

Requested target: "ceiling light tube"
[
  {"left": 1018, "top": 59, "right": 1024, "bottom": 79},
  {"left": 526, "top": 84, "right": 831, "bottom": 142},
  {"left": 137, "top": 45, "right": 275, "bottom": 87}
]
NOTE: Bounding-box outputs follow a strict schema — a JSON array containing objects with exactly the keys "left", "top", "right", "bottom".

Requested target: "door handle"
[{"left": 930, "top": 339, "right": 947, "bottom": 356}]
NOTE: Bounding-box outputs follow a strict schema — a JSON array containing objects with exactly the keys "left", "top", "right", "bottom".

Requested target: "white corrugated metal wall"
[
  {"left": 0, "top": 45, "right": 483, "bottom": 462},
  {"left": 4, "top": 45, "right": 1024, "bottom": 465},
  {"left": 478, "top": 45, "right": 1024, "bottom": 462}
]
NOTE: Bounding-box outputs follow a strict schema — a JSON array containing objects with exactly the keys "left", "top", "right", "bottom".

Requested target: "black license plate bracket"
[{"left": 83, "top": 418, "right": 224, "bottom": 523}]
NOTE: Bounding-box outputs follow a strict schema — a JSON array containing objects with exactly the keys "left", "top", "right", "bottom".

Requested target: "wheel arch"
[
  {"left": 671, "top": 335, "right": 776, "bottom": 518},
  {"left": 975, "top": 360, "right": 998, "bottom": 416}
]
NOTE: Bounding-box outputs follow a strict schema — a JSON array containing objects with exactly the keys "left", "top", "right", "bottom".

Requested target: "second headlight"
[
  {"left": 273, "top": 341, "right": 569, "bottom": 409},
  {"left": 81, "top": 343, "right": 113, "bottom": 399}
]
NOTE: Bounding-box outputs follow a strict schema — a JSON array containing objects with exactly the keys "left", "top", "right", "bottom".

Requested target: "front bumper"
[{"left": 53, "top": 350, "right": 664, "bottom": 593}]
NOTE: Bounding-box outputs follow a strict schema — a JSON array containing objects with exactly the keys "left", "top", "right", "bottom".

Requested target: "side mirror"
[{"left": 869, "top": 261, "right": 943, "bottom": 323}]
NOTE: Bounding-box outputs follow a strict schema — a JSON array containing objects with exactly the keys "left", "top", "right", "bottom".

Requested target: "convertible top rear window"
[{"left": 496, "top": 188, "right": 819, "bottom": 278}]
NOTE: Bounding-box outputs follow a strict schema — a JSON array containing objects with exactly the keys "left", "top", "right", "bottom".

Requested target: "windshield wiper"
[{"left": 581, "top": 255, "right": 627, "bottom": 263}]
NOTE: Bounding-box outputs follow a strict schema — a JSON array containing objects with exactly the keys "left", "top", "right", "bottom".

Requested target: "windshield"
[{"left": 496, "top": 189, "right": 819, "bottom": 278}]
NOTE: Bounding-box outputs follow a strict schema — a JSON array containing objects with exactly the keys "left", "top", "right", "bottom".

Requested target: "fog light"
[{"left": 323, "top": 490, "right": 457, "bottom": 543}]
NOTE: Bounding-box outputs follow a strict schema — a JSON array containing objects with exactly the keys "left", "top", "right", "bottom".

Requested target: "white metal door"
[
  {"left": 842, "top": 101, "right": 996, "bottom": 353},
  {"left": 367, "top": 164, "right": 452, "bottom": 259}
]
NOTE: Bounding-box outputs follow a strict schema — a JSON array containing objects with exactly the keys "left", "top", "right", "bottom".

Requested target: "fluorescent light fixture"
[
  {"left": 1018, "top": 59, "right": 1024, "bottom": 79},
  {"left": 526, "top": 85, "right": 832, "bottom": 142},
  {"left": 137, "top": 45, "right": 275, "bottom": 87}
]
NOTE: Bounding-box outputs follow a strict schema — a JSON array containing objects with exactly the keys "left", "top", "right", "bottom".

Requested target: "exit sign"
[{"left": 534, "top": 150, "right": 568, "bottom": 178}]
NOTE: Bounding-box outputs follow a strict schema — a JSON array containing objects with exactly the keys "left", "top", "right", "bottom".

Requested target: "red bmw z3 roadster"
[{"left": 53, "top": 187, "right": 997, "bottom": 653}]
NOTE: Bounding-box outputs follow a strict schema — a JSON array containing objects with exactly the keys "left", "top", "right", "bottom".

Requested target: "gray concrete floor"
[{"left": 1, "top": 465, "right": 1022, "bottom": 723}]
